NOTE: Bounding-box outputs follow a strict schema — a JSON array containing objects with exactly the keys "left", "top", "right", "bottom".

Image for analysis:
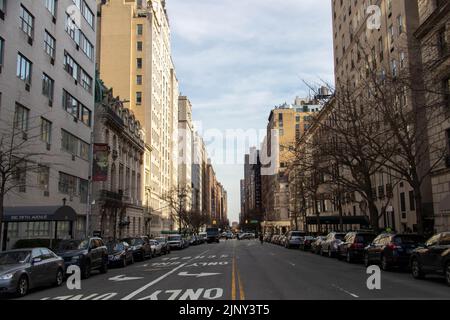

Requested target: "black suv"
[
  {"left": 337, "top": 232, "right": 377, "bottom": 263},
  {"left": 364, "top": 233, "right": 424, "bottom": 271},
  {"left": 410, "top": 232, "right": 450, "bottom": 286},
  {"left": 57, "top": 238, "right": 108, "bottom": 279}
]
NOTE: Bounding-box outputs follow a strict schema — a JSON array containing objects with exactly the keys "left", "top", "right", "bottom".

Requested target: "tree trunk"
[
  {"left": 0, "top": 189, "right": 5, "bottom": 251},
  {"left": 414, "top": 191, "right": 424, "bottom": 236},
  {"left": 368, "top": 200, "right": 380, "bottom": 233}
]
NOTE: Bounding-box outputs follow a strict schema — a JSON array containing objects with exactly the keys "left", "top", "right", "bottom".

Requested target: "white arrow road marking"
[
  {"left": 178, "top": 272, "right": 222, "bottom": 278},
  {"left": 332, "top": 284, "right": 359, "bottom": 298},
  {"left": 109, "top": 275, "right": 144, "bottom": 282},
  {"left": 122, "top": 249, "right": 210, "bottom": 300}
]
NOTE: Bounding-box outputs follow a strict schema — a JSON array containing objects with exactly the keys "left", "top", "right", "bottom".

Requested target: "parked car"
[
  {"left": 57, "top": 238, "right": 108, "bottom": 279},
  {"left": 410, "top": 232, "right": 450, "bottom": 286},
  {"left": 364, "top": 233, "right": 425, "bottom": 270},
  {"left": 155, "top": 237, "right": 171, "bottom": 254},
  {"left": 198, "top": 232, "right": 207, "bottom": 243},
  {"left": 0, "top": 248, "right": 65, "bottom": 297},
  {"left": 285, "top": 231, "right": 306, "bottom": 249},
  {"left": 279, "top": 235, "right": 287, "bottom": 246},
  {"left": 107, "top": 241, "right": 134, "bottom": 267},
  {"left": 337, "top": 232, "right": 377, "bottom": 263},
  {"left": 271, "top": 235, "right": 280, "bottom": 245},
  {"left": 167, "top": 234, "right": 183, "bottom": 250},
  {"left": 320, "top": 232, "right": 346, "bottom": 257},
  {"left": 150, "top": 240, "right": 163, "bottom": 256},
  {"left": 299, "top": 236, "right": 316, "bottom": 251},
  {"left": 311, "top": 236, "right": 326, "bottom": 254},
  {"left": 122, "top": 236, "right": 152, "bottom": 261}
]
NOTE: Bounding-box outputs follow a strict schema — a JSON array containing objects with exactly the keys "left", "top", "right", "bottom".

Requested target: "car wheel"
[
  {"left": 381, "top": 255, "right": 390, "bottom": 271},
  {"left": 445, "top": 263, "right": 450, "bottom": 287},
  {"left": 16, "top": 275, "right": 29, "bottom": 297},
  {"left": 55, "top": 268, "right": 64, "bottom": 287},
  {"left": 82, "top": 262, "right": 91, "bottom": 279},
  {"left": 364, "top": 253, "right": 370, "bottom": 267},
  {"left": 346, "top": 252, "right": 352, "bottom": 264},
  {"left": 411, "top": 258, "right": 425, "bottom": 280},
  {"left": 100, "top": 258, "right": 108, "bottom": 274}
]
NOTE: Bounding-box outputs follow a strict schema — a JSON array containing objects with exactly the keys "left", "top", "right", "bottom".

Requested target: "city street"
[{"left": 17, "top": 239, "right": 450, "bottom": 301}]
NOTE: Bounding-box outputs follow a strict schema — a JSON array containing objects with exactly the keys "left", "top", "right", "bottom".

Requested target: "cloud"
[{"left": 166, "top": 0, "right": 334, "bottom": 222}]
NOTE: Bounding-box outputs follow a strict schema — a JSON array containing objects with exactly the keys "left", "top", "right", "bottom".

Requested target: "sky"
[{"left": 166, "top": 0, "right": 335, "bottom": 224}]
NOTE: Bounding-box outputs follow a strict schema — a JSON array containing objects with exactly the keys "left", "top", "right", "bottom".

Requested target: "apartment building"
[
  {"left": 0, "top": 0, "right": 96, "bottom": 249},
  {"left": 192, "top": 131, "right": 206, "bottom": 213},
  {"left": 98, "top": 0, "right": 179, "bottom": 235},
  {"left": 91, "top": 82, "right": 145, "bottom": 240},
  {"left": 178, "top": 96, "right": 193, "bottom": 211},
  {"left": 415, "top": 0, "right": 450, "bottom": 233},
  {"left": 331, "top": 0, "right": 434, "bottom": 233},
  {"left": 260, "top": 99, "right": 322, "bottom": 234}
]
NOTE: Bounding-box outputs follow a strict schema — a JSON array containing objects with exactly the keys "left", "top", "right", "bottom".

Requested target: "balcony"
[{"left": 102, "top": 106, "right": 124, "bottom": 129}]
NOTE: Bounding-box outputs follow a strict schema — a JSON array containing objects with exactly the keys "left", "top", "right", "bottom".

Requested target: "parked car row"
[
  {"left": 271, "top": 230, "right": 450, "bottom": 286},
  {"left": 0, "top": 235, "right": 178, "bottom": 298}
]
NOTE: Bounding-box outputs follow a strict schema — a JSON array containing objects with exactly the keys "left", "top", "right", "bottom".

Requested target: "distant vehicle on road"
[
  {"left": 285, "top": 231, "right": 306, "bottom": 249},
  {"left": 299, "top": 236, "right": 316, "bottom": 251},
  {"left": 337, "top": 232, "right": 377, "bottom": 263},
  {"left": 150, "top": 240, "right": 164, "bottom": 256},
  {"left": 56, "top": 238, "right": 108, "bottom": 279},
  {"left": 155, "top": 237, "right": 171, "bottom": 254},
  {"left": 122, "top": 236, "right": 152, "bottom": 261},
  {"left": 311, "top": 236, "right": 326, "bottom": 254},
  {"left": 364, "top": 233, "right": 425, "bottom": 270},
  {"left": 320, "top": 232, "right": 346, "bottom": 257},
  {"left": 410, "top": 231, "right": 450, "bottom": 286},
  {"left": 0, "top": 248, "right": 65, "bottom": 297},
  {"left": 206, "top": 227, "right": 220, "bottom": 243},
  {"left": 167, "top": 234, "right": 184, "bottom": 250},
  {"left": 107, "top": 241, "right": 134, "bottom": 267}
]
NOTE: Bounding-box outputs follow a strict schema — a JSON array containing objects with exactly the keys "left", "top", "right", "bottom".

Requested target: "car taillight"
[{"left": 387, "top": 243, "right": 401, "bottom": 250}]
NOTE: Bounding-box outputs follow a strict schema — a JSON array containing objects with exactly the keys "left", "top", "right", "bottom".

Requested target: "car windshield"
[
  {"left": 291, "top": 232, "right": 305, "bottom": 237},
  {"left": 107, "top": 242, "right": 124, "bottom": 253},
  {"left": 0, "top": 251, "right": 31, "bottom": 265},
  {"left": 394, "top": 235, "right": 424, "bottom": 244},
  {"left": 58, "top": 240, "right": 89, "bottom": 251},
  {"left": 356, "top": 234, "right": 376, "bottom": 243},
  {"left": 168, "top": 236, "right": 181, "bottom": 241}
]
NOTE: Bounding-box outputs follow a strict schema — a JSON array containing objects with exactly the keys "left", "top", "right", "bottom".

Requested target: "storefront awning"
[
  {"left": 3, "top": 206, "right": 77, "bottom": 222},
  {"left": 306, "top": 215, "right": 369, "bottom": 226}
]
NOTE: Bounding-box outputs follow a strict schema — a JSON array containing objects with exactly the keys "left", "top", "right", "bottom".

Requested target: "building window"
[
  {"left": 45, "top": 0, "right": 57, "bottom": 16},
  {"left": 44, "top": 30, "right": 56, "bottom": 58},
  {"left": 0, "top": 37, "right": 4, "bottom": 68},
  {"left": 137, "top": 41, "right": 143, "bottom": 51},
  {"left": 14, "top": 103, "right": 29, "bottom": 133},
  {"left": 72, "top": 0, "right": 95, "bottom": 29},
  {"left": 137, "top": 58, "right": 142, "bottom": 69},
  {"left": 137, "top": 24, "right": 143, "bottom": 35},
  {"left": 64, "top": 51, "right": 79, "bottom": 81},
  {"left": 80, "top": 33, "right": 94, "bottom": 60},
  {"left": 79, "top": 179, "right": 88, "bottom": 203},
  {"left": 136, "top": 92, "right": 142, "bottom": 105},
  {"left": 26, "top": 222, "right": 49, "bottom": 237},
  {"left": 409, "top": 190, "right": 415, "bottom": 211},
  {"left": 136, "top": 75, "right": 142, "bottom": 85},
  {"left": 37, "top": 165, "right": 50, "bottom": 193},
  {"left": 40, "top": 117, "right": 52, "bottom": 144},
  {"left": 20, "top": 5, "right": 34, "bottom": 38},
  {"left": 444, "top": 78, "right": 450, "bottom": 108},
  {"left": 61, "top": 129, "right": 90, "bottom": 160},
  {"left": 12, "top": 156, "right": 27, "bottom": 193},
  {"left": 81, "top": 106, "right": 91, "bottom": 126},
  {"left": 438, "top": 26, "right": 448, "bottom": 57},
  {"left": 58, "top": 172, "right": 77, "bottom": 195},
  {"left": 80, "top": 70, "right": 93, "bottom": 93},
  {"left": 63, "top": 90, "right": 79, "bottom": 117},
  {"left": 16, "top": 53, "right": 32, "bottom": 84},
  {"left": 397, "top": 15, "right": 404, "bottom": 34},
  {"left": 400, "top": 192, "right": 406, "bottom": 213},
  {"left": 0, "top": 0, "right": 5, "bottom": 16},
  {"left": 42, "top": 73, "right": 54, "bottom": 101}
]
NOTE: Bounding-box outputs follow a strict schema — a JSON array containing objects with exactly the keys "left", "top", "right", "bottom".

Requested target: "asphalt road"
[{"left": 17, "top": 239, "right": 450, "bottom": 300}]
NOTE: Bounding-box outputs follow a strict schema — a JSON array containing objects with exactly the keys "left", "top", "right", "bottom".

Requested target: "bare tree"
[
  {"left": 0, "top": 112, "right": 52, "bottom": 248},
  {"left": 182, "top": 208, "right": 210, "bottom": 234},
  {"left": 161, "top": 185, "right": 191, "bottom": 234}
]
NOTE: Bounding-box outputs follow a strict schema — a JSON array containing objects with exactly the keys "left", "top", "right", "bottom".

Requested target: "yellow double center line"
[{"left": 231, "top": 244, "right": 245, "bottom": 300}]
